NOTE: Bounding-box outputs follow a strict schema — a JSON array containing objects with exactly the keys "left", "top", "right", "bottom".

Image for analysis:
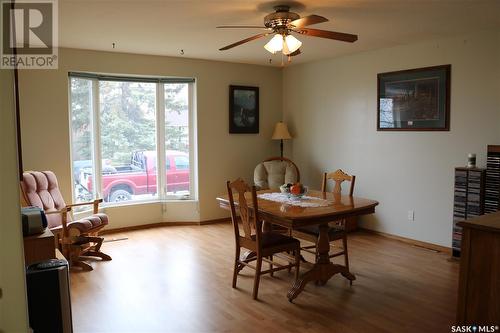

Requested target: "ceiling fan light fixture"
[
  {"left": 283, "top": 34, "right": 302, "bottom": 55},
  {"left": 218, "top": 6, "right": 358, "bottom": 60},
  {"left": 264, "top": 34, "right": 283, "bottom": 54}
]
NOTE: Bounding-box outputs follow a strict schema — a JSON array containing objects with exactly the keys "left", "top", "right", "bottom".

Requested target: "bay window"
[{"left": 69, "top": 73, "right": 196, "bottom": 207}]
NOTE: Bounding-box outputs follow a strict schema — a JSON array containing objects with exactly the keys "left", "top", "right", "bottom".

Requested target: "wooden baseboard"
[
  {"left": 359, "top": 228, "right": 452, "bottom": 255},
  {"left": 101, "top": 218, "right": 231, "bottom": 235},
  {"left": 199, "top": 217, "right": 231, "bottom": 225},
  {"left": 101, "top": 222, "right": 196, "bottom": 235},
  {"left": 102, "top": 222, "right": 450, "bottom": 255}
]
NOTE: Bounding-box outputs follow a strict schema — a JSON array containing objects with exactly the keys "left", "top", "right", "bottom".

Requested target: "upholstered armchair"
[
  {"left": 253, "top": 157, "right": 300, "bottom": 190},
  {"left": 20, "top": 171, "right": 111, "bottom": 271}
]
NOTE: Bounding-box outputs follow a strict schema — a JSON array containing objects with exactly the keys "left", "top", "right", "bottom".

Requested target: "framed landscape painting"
[
  {"left": 377, "top": 65, "right": 451, "bottom": 131},
  {"left": 229, "top": 85, "right": 259, "bottom": 134}
]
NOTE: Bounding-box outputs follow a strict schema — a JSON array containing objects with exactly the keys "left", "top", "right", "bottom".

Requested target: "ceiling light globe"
[
  {"left": 283, "top": 35, "right": 302, "bottom": 55},
  {"left": 264, "top": 34, "right": 284, "bottom": 54}
]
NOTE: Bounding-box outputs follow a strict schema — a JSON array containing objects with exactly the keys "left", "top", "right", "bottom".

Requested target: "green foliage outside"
[{"left": 70, "top": 78, "right": 189, "bottom": 166}]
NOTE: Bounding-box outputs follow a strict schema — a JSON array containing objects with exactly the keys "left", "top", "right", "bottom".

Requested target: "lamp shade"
[
  {"left": 264, "top": 34, "right": 284, "bottom": 54},
  {"left": 272, "top": 122, "right": 292, "bottom": 140},
  {"left": 283, "top": 35, "right": 302, "bottom": 55}
]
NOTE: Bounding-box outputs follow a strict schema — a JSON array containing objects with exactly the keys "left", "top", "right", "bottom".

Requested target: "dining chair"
[
  {"left": 20, "top": 171, "right": 112, "bottom": 271},
  {"left": 292, "top": 169, "right": 355, "bottom": 274},
  {"left": 227, "top": 178, "right": 301, "bottom": 300},
  {"left": 253, "top": 156, "right": 300, "bottom": 190}
]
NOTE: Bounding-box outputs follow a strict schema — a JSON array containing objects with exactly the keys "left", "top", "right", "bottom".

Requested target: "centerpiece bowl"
[{"left": 280, "top": 183, "right": 307, "bottom": 199}]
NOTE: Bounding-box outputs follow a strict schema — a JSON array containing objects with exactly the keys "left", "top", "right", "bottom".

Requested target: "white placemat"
[{"left": 257, "top": 192, "right": 332, "bottom": 207}]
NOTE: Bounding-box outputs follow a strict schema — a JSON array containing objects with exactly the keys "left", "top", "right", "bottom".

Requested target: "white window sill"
[
  {"left": 102, "top": 198, "right": 197, "bottom": 209},
  {"left": 73, "top": 198, "right": 198, "bottom": 216}
]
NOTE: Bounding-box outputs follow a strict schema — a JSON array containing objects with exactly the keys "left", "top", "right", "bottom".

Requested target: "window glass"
[
  {"left": 70, "top": 77, "right": 95, "bottom": 206},
  {"left": 174, "top": 156, "right": 189, "bottom": 170},
  {"left": 165, "top": 83, "right": 190, "bottom": 197},
  {"left": 69, "top": 75, "right": 195, "bottom": 207},
  {"left": 99, "top": 81, "right": 158, "bottom": 203}
]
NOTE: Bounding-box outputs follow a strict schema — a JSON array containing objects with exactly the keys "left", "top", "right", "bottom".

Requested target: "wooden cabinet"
[
  {"left": 23, "top": 228, "right": 56, "bottom": 266},
  {"left": 457, "top": 212, "right": 500, "bottom": 324}
]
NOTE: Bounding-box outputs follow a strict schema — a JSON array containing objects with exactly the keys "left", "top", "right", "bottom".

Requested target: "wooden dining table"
[{"left": 216, "top": 189, "right": 379, "bottom": 301}]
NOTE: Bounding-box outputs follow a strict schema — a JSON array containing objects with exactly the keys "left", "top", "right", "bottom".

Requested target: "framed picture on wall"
[
  {"left": 229, "top": 85, "right": 259, "bottom": 134},
  {"left": 377, "top": 65, "right": 451, "bottom": 131}
]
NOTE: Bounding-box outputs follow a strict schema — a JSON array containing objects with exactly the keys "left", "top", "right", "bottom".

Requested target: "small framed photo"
[
  {"left": 377, "top": 65, "right": 451, "bottom": 131},
  {"left": 229, "top": 85, "right": 259, "bottom": 134}
]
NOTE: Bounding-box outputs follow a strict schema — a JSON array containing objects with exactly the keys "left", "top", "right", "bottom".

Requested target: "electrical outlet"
[{"left": 408, "top": 210, "right": 415, "bottom": 221}]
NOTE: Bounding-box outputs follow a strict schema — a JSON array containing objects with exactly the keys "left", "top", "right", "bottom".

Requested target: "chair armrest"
[
  {"left": 45, "top": 207, "right": 72, "bottom": 237},
  {"left": 67, "top": 199, "right": 103, "bottom": 214},
  {"left": 66, "top": 199, "right": 103, "bottom": 208}
]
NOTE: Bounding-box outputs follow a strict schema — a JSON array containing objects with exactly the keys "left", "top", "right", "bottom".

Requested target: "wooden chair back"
[
  {"left": 263, "top": 156, "right": 301, "bottom": 182},
  {"left": 321, "top": 169, "right": 356, "bottom": 196},
  {"left": 226, "top": 178, "right": 261, "bottom": 247}
]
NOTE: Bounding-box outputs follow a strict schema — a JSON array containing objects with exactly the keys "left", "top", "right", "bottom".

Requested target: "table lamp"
[{"left": 272, "top": 121, "right": 292, "bottom": 158}]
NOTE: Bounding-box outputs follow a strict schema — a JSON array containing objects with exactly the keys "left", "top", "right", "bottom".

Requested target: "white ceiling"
[{"left": 59, "top": 0, "right": 500, "bottom": 67}]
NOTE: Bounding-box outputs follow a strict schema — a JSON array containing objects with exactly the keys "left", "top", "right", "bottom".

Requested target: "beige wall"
[
  {"left": 18, "top": 32, "right": 500, "bottom": 244},
  {"left": 0, "top": 70, "right": 30, "bottom": 332},
  {"left": 283, "top": 31, "right": 500, "bottom": 247},
  {"left": 18, "top": 48, "right": 283, "bottom": 229}
]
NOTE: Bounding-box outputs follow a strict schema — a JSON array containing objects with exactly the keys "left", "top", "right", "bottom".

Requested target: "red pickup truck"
[{"left": 84, "top": 150, "right": 190, "bottom": 202}]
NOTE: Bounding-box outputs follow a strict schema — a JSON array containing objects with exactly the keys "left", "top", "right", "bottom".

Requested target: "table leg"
[{"left": 287, "top": 223, "right": 355, "bottom": 302}]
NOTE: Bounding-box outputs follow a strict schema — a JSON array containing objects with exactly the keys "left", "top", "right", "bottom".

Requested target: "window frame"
[{"left": 68, "top": 73, "right": 197, "bottom": 207}]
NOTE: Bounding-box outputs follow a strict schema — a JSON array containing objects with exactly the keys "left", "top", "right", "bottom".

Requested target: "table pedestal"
[{"left": 287, "top": 223, "right": 355, "bottom": 302}]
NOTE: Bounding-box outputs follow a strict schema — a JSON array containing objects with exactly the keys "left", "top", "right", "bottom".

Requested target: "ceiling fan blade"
[
  {"left": 219, "top": 33, "right": 270, "bottom": 51},
  {"left": 290, "top": 15, "right": 328, "bottom": 28},
  {"left": 294, "top": 28, "right": 358, "bottom": 42},
  {"left": 289, "top": 49, "right": 301, "bottom": 57},
  {"left": 216, "top": 25, "right": 267, "bottom": 29}
]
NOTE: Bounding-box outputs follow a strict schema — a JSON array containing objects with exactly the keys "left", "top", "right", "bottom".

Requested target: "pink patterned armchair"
[{"left": 21, "top": 171, "right": 111, "bottom": 271}]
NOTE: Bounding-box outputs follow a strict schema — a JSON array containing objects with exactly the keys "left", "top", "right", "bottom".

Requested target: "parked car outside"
[{"left": 77, "top": 150, "right": 190, "bottom": 203}]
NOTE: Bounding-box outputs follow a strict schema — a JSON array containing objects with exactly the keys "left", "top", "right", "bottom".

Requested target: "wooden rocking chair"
[{"left": 21, "top": 171, "right": 111, "bottom": 271}]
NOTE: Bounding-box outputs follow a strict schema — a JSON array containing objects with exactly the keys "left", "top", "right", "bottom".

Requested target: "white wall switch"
[{"left": 408, "top": 210, "right": 415, "bottom": 221}]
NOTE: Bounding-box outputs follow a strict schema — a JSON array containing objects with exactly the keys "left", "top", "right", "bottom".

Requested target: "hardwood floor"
[{"left": 70, "top": 223, "right": 458, "bottom": 333}]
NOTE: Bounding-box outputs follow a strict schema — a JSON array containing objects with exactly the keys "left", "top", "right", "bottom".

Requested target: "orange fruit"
[{"left": 290, "top": 183, "right": 302, "bottom": 195}]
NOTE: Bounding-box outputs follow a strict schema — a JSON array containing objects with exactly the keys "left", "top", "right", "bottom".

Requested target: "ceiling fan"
[{"left": 217, "top": 5, "right": 358, "bottom": 59}]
